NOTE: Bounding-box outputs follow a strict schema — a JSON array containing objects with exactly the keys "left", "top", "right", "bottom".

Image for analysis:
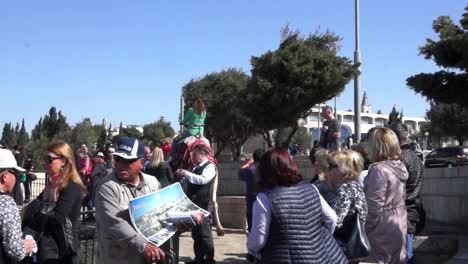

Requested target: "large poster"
[{"left": 129, "top": 183, "right": 209, "bottom": 247}]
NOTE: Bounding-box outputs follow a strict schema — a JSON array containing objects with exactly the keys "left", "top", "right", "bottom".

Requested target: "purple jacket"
[{"left": 364, "top": 160, "right": 408, "bottom": 264}]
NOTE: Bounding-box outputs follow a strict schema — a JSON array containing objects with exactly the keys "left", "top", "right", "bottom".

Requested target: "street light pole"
[
  {"left": 180, "top": 88, "right": 185, "bottom": 133},
  {"left": 354, "top": 0, "right": 362, "bottom": 143}
]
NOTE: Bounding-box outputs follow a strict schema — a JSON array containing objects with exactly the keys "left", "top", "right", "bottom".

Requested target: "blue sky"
[{"left": 1, "top": 1, "right": 465, "bottom": 132}]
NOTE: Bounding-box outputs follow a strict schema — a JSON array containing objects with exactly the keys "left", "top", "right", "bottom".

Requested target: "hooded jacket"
[{"left": 364, "top": 160, "right": 408, "bottom": 264}]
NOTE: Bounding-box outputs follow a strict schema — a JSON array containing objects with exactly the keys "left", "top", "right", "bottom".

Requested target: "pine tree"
[
  {"left": 17, "top": 119, "right": 30, "bottom": 146},
  {"left": 407, "top": 5, "right": 468, "bottom": 109},
  {"left": 1, "top": 123, "right": 16, "bottom": 148}
]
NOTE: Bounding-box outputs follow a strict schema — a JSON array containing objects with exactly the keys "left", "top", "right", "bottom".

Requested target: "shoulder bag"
[{"left": 344, "top": 212, "right": 371, "bottom": 261}]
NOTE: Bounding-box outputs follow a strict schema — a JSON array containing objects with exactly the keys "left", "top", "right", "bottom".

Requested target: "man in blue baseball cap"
[{"left": 94, "top": 136, "right": 165, "bottom": 264}]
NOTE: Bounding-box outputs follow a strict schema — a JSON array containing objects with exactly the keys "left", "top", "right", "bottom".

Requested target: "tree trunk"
[
  {"left": 263, "top": 131, "right": 274, "bottom": 148},
  {"left": 230, "top": 143, "right": 241, "bottom": 161},
  {"left": 285, "top": 125, "right": 299, "bottom": 146},
  {"left": 457, "top": 135, "right": 464, "bottom": 146},
  {"left": 214, "top": 142, "right": 226, "bottom": 159}
]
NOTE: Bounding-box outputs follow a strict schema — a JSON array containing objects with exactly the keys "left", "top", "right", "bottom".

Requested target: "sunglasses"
[
  {"left": 45, "top": 155, "right": 62, "bottom": 164},
  {"left": 114, "top": 156, "right": 140, "bottom": 164}
]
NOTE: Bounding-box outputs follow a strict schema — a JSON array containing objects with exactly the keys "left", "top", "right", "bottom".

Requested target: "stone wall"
[
  {"left": 216, "top": 160, "right": 316, "bottom": 196},
  {"left": 215, "top": 160, "right": 315, "bottom": 228},
  {"left": 420, "top": 167, "right": 468, "bottom": 227},
  {"left": 216, "top": 161, "right": 468, "bottom": 229}
]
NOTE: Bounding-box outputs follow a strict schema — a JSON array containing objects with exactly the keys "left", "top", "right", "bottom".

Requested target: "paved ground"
[
  {"left": 176, "top": 225, "right": 468, "bottom": 264},
  {"left": 178, "top": 228, "right": 248, "bottom": 264}
]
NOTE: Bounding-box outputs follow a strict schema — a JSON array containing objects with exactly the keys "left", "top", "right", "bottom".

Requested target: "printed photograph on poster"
[{"left": 129, "top": 182, "right": 209, "bottom": 246}]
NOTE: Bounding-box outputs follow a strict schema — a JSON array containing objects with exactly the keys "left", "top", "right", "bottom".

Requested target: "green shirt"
[{"left": 182, "top": 107, "right": 206, "bottom": 136}]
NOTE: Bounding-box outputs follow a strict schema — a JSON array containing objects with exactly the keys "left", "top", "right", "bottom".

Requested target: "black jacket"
[
  {"left": 23, "top": 181, "right": 82, "bottom": 263},
  {"left": 400, "top": 144, "right": 424, "bottom": 233}
]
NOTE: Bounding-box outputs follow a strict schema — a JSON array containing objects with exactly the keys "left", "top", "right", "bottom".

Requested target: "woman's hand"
[{"left": 23, "top": 238, "right": 37, "bottom": 254}]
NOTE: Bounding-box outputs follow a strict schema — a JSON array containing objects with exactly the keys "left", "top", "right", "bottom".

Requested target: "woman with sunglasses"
[{"left": 23, "top": 141, "right": 86, "bottom": 264}]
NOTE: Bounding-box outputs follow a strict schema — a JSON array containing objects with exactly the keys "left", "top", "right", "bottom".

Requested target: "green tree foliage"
[
  {"left": 16, "top": 119, "right": 30, "bottom": 147},
  {"left": 246, "top": 27, "right": 357, "bottom": 145},
  {"left": 425, "top": 102, "right": 468, "bottom": 146},
  {"left": 41, "top": 107, "right": 70, "bottom": 139},
  {"left": 68, "top": 118, "right": 98, "bottom": 151},
  {"left": 143, "top": 116, "right": 175, "bottom": 148},
  {"left": 120, "top": 127, "right": 143, "bottom": 139},
  {"left": 28, "top": 107, "right": 70, "bottom": 170},
  {"left": 14, "top": 123, "right": 20, "bottom": 136},
  {"left": 388, "top": 105, "right": 404, "bottom": 125},
  {"left": 96, "top": 126, "right": 108, "bottom": 151},
  {"left": 1, "top": 122, "right": 16, "bottom": 148},
  {"left": 31, "top": 118, "right": 43, "bottom": 141},
  {"left": 182, "top": 68, "right": 256, "bottom": 160},
  {"left": 406, "top": 6, "right": 468, "bottom": 109}
]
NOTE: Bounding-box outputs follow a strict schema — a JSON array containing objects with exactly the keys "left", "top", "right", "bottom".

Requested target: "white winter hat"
[{"left": 0, "top": 149, "right": 25, "bottom": 172}]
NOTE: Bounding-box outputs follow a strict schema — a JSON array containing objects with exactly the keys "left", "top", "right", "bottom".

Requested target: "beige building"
[{"left": 301, "top": 91, "right": 428, "bottom": 142}]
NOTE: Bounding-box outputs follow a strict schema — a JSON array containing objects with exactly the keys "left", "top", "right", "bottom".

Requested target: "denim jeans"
[{"left": 407, "top": 232, "right": 414, "bottom": 264}]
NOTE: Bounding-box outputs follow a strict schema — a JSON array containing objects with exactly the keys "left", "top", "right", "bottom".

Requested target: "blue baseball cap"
[{"left": 112, "top": 136, "right": 145, "bottom": 160}]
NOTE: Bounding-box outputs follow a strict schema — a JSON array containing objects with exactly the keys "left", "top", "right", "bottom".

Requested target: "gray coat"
[
  {"left": 95, "top": 172, "right": 160, "bottom": 264},
  {"left": 364, "top": 160, "right": 408, "bottom": 264}
]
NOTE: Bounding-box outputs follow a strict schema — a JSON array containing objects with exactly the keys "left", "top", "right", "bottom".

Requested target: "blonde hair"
[
  {"left": 312, "top": 148, "right": 330, "bottom": 181},
  {"left": 367, "top": 127, "right": 401, "bottom": 162},
  {"left": 148, "top": 147, "right": 164, "bottom": 168},
  {"left": 329, "top": 149, "right": 364, "bottom": 183},
  {"left": 47, "top": 141, "right": 86, "bottom": 195}
]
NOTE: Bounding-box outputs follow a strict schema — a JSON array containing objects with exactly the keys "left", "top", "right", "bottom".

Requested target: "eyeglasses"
[
  {"left": 114, "top": 156, "right": 140, "bottom": 164},
  {"left": 45, "top": 155, "right": 62, "bottom": 164}
]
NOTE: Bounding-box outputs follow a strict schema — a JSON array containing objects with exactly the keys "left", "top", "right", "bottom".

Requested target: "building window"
[
  {"left": 309, "top": 113, "right": 319, "bottom": 122},
  {"left": 375, "top": 118, "right": 387, "bottom": 126},
  {"left": 361, "top": 116, "right": 373, "bottom": 124},
  {"left": 343, "top": 115, "right": 354, "bottom": 122},
  {"left": 337, "top": 114, "right": 342, "bottom": 122},
  {"left": 404, "top": 120, "right": 416, "bottom": 130}
]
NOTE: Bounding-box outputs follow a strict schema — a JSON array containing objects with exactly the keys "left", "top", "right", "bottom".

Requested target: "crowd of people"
[
  {"left": 1, "top": 102, "right": 426, "bottom": 264},
  {"left": 241, "top": 106, "right": 425, "bottom": 264}
]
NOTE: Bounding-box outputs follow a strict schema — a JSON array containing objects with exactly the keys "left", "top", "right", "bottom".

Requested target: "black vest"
[
  {"left": 259, "top": 182, "right": 347, "bottom": 264},
  {"left": 185, "top": 161, "right": 214, "bottom": 210}
]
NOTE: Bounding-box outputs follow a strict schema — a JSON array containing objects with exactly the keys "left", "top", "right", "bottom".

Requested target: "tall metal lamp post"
[
  {"left": 180, "top": 88, "right": 185, "bottom": 133},
  {"left": 424, "top": 131, "right": 429, "bottom": 150},
  {"left": 354, "top": 0, "right": 362, "bottom": 143}
]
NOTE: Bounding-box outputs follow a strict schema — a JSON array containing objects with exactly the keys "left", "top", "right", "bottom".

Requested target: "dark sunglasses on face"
[
  {"left": 114, "top": 156, "right": 140, "bottom": 164},
  {"left": 45, "top": 155, "right": 62, "bottom": 164}
]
